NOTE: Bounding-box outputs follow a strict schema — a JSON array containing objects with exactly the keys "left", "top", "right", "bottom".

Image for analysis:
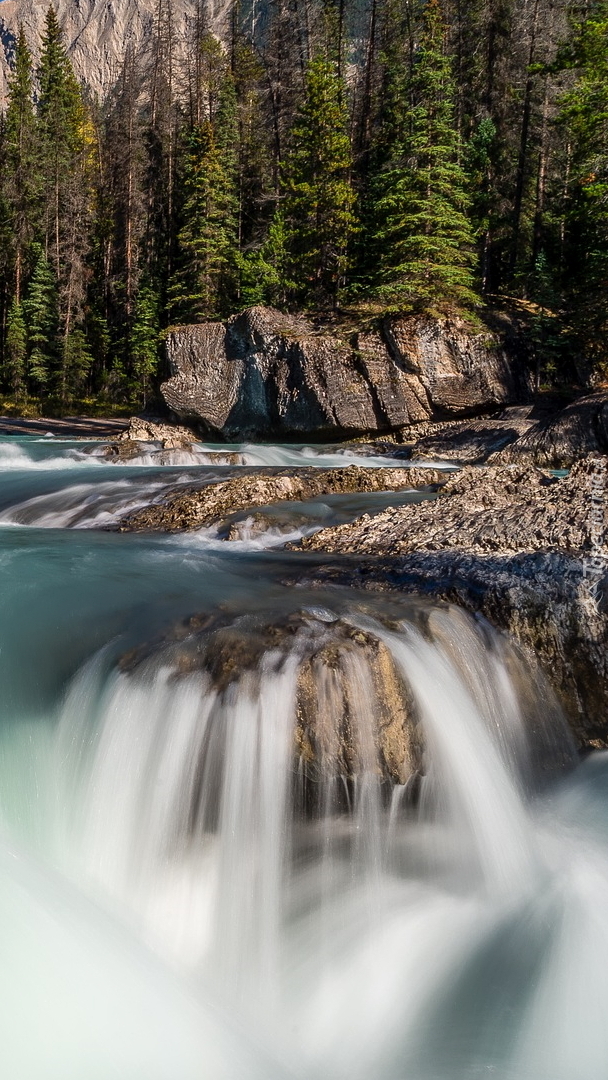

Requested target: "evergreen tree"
[
  {"left": 61, "top": 328, "right": 93, "bottom": 402},
  {"left": 466, "top": 117, "right": 500, "bottom": 292},
  {"left": 37, "top": 6, "right": 88, "bottom": 273},
  {"left": 130, "top": 282, "right": 159, "bottom": 406},
  {"left": 366, "top": 0, "right": 478, "bottom": 308},
  {"left": 4, "top": 298, "right": 27, "bottom": 395},
  {"left": 557, "top": 1, "right": 608, "bottom": 370},
  {"left": 3, "top": 26, "right": 38, "bottom": 303},
  {"left": 36, "top": 6, "right": 95, "bottom": 397},
  {"left": 282, "top": 54, "right": 357, "bottom": 306},
  {"left": 23, "top": 247, "right": 58, "bottom": 390},
  {"left": 169, "top": 37, "right": 240, "bottom": 320},
  {"left": 240, "top": 209, "right": 294, "bottom": 306}
]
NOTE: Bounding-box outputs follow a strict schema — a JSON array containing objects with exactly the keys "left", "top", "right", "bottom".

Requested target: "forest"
[{"left": 0, "top": 0, "right": 606, "bottom": 409}]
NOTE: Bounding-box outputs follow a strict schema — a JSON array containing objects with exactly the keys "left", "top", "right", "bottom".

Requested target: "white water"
[
  {"left": 2, "top": 598, "right": 601, "bottom": 1080},
  {"left": 0, "top": 436, "right": 455, "bottom": 472},
  {"left": 0, "top": 434, "right": 605, "bottom": 1079}
]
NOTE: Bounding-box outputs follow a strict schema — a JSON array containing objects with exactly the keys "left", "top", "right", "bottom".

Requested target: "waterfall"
[
  {"left": 0, "top": 433, "right": 605, "bottom": 1080},
  {"left": 0, "top": 598, "right": 592, "bottom": 1079}
]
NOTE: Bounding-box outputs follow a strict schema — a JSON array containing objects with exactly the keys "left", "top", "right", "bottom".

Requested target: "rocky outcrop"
[
  {"left": 298, "top": 460, "right": 596, "bottom": 557},
  {"left": 294, "top": 458, "right": 608, "bottom": 748},
  {"left": 397, "top": 405, "right": 542, "bottom": 464},
  {"left": 120, "top": 608, "right": 424, "bottom": 791},
  {"left": 118, "top": 416, "right": 198, "bottom": 449},
  {"left": 490, "top": 392, "right": 608, "bottom": 467},
  {"left": 161, "top": 306, "right": 528, "bottom": 441},
  {"left": 115, "top": 465, "right": 445, "bottom": 533}
]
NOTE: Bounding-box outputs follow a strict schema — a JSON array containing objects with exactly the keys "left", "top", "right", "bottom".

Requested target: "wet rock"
[
  {"left": 161, "top": 306, "right": 528, "bottom": 440},
  {"left": 118, "top": 416, "right": 198, "bottom": 450},
  {"left": 100, "top": 439, "right": 147, "bottom": 461},
  {"left": 115, "top": 465, "right": 446, "bottom": 533},
  {"left": 295, "top": 628, "right": 421, "bottom": 786},
  {"left": 120, "top": 609, "right": 424, "bottom": 789},
  {"left": 298, "top": 459, "right": 600, "bottom": 558},
  {"left": 295, "top": 458, "right": 608, "bottom": 748}
]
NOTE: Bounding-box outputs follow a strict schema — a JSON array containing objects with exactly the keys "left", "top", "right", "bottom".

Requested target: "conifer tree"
[
  {"left": 4, "top": 298, "right": 27, "bottom": 395},
  {"left": 37, "top": 6, "right": 88, "bottom": 273},
  {"left": 557, "top": 1, "right": 608, "bottom": 368},
  {"left": 240, "top": 209, "right": 293, "bottom": 306},
  {"left": 366, "top": 0, "right": 478, "bottom": 308},
  {"left": 23, "top": 247, "right": 58, "bottom": 390},
  {"left": 3, "top": 26, "right": 38, "bottom": 304},
  {"left": 61, "top": 328, "right": 93, "bottom": 402},
  {"left": 281, "top": 53, "right": 356, "bottom": 306},
  {"left": 169, "top": 36, "right": 240, "bottom": 320},
  {"left": 130, "top": 282, "right": 159, "bottom": 405},
  {"left": 36, "top": 6, "right": 95, "bottom": 397}
]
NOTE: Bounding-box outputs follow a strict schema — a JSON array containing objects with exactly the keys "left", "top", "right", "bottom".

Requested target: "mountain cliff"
[{"left": 0, "top": 0, "right": 233, "bottom": 101}]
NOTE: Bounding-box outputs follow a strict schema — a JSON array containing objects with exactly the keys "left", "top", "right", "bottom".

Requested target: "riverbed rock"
[
  {"left": 161, "top": 307, "right": 528, "bottom": 440},
  {"left": 489, "top": 391, "right": 608, "bottom": 467},
  {"left": 119, "top": 416, "right": 198, "bottom": 449},
  {"left": 294, "top": 458, "right": 608, "bottom": 748},
  {"left": 400, "top": 406, "right": 542, "bottom": 464},
  {"left": 120, "top": 609, "right": 424, "bottom": 791},
  {"left": 115, "top": 465, "right": 446, "bottom": 533}
]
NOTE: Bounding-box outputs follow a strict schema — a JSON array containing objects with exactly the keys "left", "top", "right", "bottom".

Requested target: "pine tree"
[
  {"left": 366, "top": 0, "right": 478, "bottom": 308},
  {"left": 169, "top": 37, "right": 240, "bottom": 321},
  {"left": 4, "top": 298, "right": 27, "bottom": 396},
  {"left": 37, "top": 6, "right": 88, "bottom": 273},
  {"left": 36, "top": 6, "right": 95, "bottom": 399},
  {"left": 240, "top": 209, "right": 294, "bottom": 306},
  {"left": 281, "top": 54, "right": 357, "bottom": 306},
  {"left": 557, "top": 1, "right": 608, "bottom": 370},
  {"left": 3, "top": 25, "right": 38, "bottom": 304},
  {"left": 23, "top": 247, "right": 58, "bottom": 390},
  {"left": 130, "top": 282, "right": 159, "bottom": 406},
  {"left": 61, "top": 328, "right": 93, "bottom": 402}
]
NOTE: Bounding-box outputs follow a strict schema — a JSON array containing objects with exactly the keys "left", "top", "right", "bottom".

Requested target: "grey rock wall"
[{"left": 162, "top": 306, "right": 528, "bottom": 440}]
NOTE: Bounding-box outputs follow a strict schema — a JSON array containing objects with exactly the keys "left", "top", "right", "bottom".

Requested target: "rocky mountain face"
[
  {"left": 161, "top": 306, "right": 530, "bottom": 441},
  {"left": 0, "top": 0, "right": 231, "bottom": 102}
]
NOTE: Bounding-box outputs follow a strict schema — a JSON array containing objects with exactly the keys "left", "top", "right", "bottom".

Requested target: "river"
[{"left": 0, "top": 434, "right": 606, "bottom": 1080}]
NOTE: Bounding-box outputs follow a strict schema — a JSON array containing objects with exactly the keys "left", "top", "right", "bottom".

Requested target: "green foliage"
[
  {"left": 557, "top": 1, "right": 608, "bottom": 371},
  {"left": 169, "top": 119, "right": 240, "bottom": 320},
  {"left": 37, "top": 6, "right": 87, "bottom": 162},
  {"left": 130, "top": 283, "right": 160, "bottom": 405},
  {"left": 4, "top": 298, "right": 27, "bottom": 395},
  {"left": 240, "top": 210, "right": 295, "bottom": 307},
  {"left": 61, "top": 328, "right": 93, "bottom": 402},
  {"left": 23, "top": 247, "right": 58, "bottom": 389},
  {"left": 169, "top": 37, "right": 240, "bottom": 321},
  {"left": 281, "top": 54, "right": 357, "bottom": 307},
  {"left": 3, "top": 25, "right": 38, "bottom": 296},
  {"left": 365, "top": 0, "right": 478, "bottom": 308}
]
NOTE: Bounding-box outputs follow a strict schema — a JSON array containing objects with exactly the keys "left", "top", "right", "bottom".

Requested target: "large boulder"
[
  {"left": 161, "top": 307, "right": 528, "bottom": 440},
  {"left": 119, "top": 608, "right": 425, "bottom": 798}
]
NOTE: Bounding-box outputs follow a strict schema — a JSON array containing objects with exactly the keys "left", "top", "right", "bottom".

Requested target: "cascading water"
[{"left": 0, "top": 433, "right": 606, "bottom": 1080}]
